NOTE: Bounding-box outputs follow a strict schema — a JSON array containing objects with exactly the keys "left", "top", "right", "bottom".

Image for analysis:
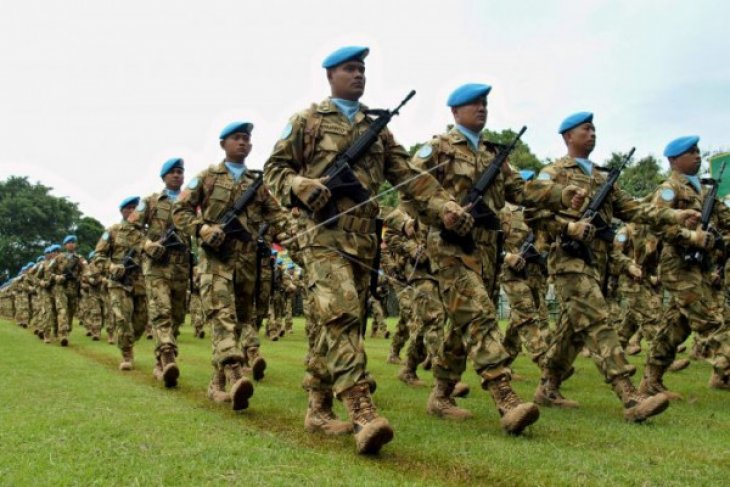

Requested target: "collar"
[
  {"left": 574, "top": 157, "right": 594, "bottom": 176},
  {"left": 683, "top": 174, "right": 701, "bottom": 193},
  {"left": 455, "top": 124, "right": 482, "bottom": 151},
  {"left": 331, "top": 98, "right": 360, "bottom": 123}
]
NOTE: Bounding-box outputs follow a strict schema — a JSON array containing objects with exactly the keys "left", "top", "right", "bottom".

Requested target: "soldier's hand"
[
  {"left": 688, "top": 228, "right": 714, "bottom": 250},
  {"left": 675, "top": 209, "right": 701, "bottom": 229},
  {"left": 711, "top": 269, "right": 722, "bottom": 286},
  {"left": 562, "top": 185, "right": 588, "bottom": 210},
  {"left": 566, "top": 220, "right": 596, "bottom": 242},
  {"left": 442, "top": 201, "right": 474, "bottom": 237},
  {"left": 109, "top": 264, "right": 125, "bottom": 281},
  {"left": 404, "top": 218, "right": 417, "bottom": 238},
  {"left": 143, "top": 239, "right": 166, "bottom": 260},
  {"left": 54, "top": 275, "right": 65, "bottom": 284},
  {"left": 292, "top": 176, "right": 331, "bottom": 212},
  {"left": 627, "top": 262, "right": 643, "bottom": 281},
  {"left": 199, "top": 224, "right": 225, "bottom": 248},
  {"left": 649, "top": 275, "right": 659, "bottom": 286},
  {"left": 504, "top": 252, "right": 526, "bottom": 272}
]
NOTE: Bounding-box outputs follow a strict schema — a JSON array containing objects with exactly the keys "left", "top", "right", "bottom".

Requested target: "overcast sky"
[{"left": 1, "top": 0, "right": 728, "bottom": 227}]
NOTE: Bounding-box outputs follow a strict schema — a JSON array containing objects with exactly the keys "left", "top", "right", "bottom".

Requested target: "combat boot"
[
  {"left": 708, "top": 370, "right": 730, "bottom": 390},
  {"left": 119, "top": 348, "right": 134, "bottom": 371},
  {"left": 107, "top": 331, "right": 115, "bottom": 345},
  {"left": 246, "top": 347, "right": 267, "bottom": 382},
  {"left": 43, "top": 332, "right": 51, "bottom": 344},
  {"left": 160, "top": 347, "right": 179, "bottom": 388},
  {"left": 452, "top": 381, "right": 470, "bottom": 398},
  {"left": 197, "top": 329, "right": 205, "bottom": 339},
  {"left": 85, "top": 329, "right": 92, "bottom": 337},
  {"left": 383, "top": 330, "right": 391, "bottom": 339},
  {"left": 341, "top": 382, "right": 394, "bottom": 455},
  {"left": 207, "top": 368, "right": 231, "bottom": 403},
  {"left": 483, "top": 374, "right": 540, "bottom": 435},
  {"left": 669, "top": 358, "right": 690, "bottom": 373},
  {"left": 304, "top": 389, "right": 353, "bottom": 435},
  {"left": 625, "top": 343, "right": 641, "bottom": 356},
  {"left": 223, "top": 363, "right": 254, "bottom": 411},
  {"left": 60, "top": 333, "right": 69, "bottom": 347},
  {"left": 677, "top": 343, "right": 687, "bottom": 353},
  {"left": 426, "top": 379, "right": 473, "bottom": 420},
  {"left": 152, "top": 360, "right": 164, "bottom": 381},
  {"left": 397, "top": 360, "right": 427, "bottom": 387},
  {"left": 612, "top": 375, "right": 669, "bottom": 423},
  {"left": 639, "top": 364, "right": 682, "bottom": 400},
  {"left": 386, "top": 352, "right": 401, "bottom": 365},
  {"left": 534, "top": 371, "right": 579, "bottom": 408}
]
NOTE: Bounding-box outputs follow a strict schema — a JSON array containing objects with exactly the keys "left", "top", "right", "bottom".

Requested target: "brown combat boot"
[
  {"left": 639, "top": 364, "right": 682, "bottom": 401},
  {"left": 160, "top": 347, "right": 179, "bottom": 388},
  {"left": 668, "top": 358, "right": 690, "bottom": 373},
  {"left": 43, "top": 332, "right": 51, "bottom": 344},
  {"left": 246, "top": 347, "right": 267, "bottom": 382},
  {"left": 677, "top": 343, "right": 687, "bottom": 354},
  {"left": 397, "top": 363, "right": 427, "bottom": 387},
  {"left": 119, "top": 348, "right": 134, "bottom": 371},
  {"left": 386, "top": 352, "right": 401, "bottom": 365},
  {"left": 207, "top": 368, "right": 231, "bottom": 403},
  {"left": 107, "top": 331, "right": 115, "bottom": 345},
  {"left": 534, "top": 371, "right": 579, "bottom": 408},
  {"left": 60, "top": 334, "right": 69, "bottom": 347},
  {"left": 304, "top": 389, "right": 354, "bottom": 435},
  {"left": 85, "top": 330, "right": 92, "bottom": 337},
  {"left": 223, "top": 363, "right": 254, "bottom": 411},
  {"left": 708, "top": 370, "right": 730, "bottom": 390},
  {"left": 426, "top": 379, "right": 473, "bottom": 420},
  {"left": 152, "top": 360, "right": 164, "bottom": 381},
  {"left": 341, "top": 382, "right": 394, "bottom": 455},
  {"left": 451, "top": 381, "right": 470, "bottom": 398},
  {"left": 483, "top": 374, "right": 540, "bottom": 435},
  {"left": 625, "top": 343, "right": 642, "bottom": 356},
  {"left": 383, "top": 330, "right": 391, "bottom": 339},
  {"left": 612, "top": 375, "right": 669, "bottom": 422}
]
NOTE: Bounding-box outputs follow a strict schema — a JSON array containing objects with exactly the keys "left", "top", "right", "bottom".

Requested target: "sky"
[{"left": 0, "top": 0, "right": 728, "bottom": 227}]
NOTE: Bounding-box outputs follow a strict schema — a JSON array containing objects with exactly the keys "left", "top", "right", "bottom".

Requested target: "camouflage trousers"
[
  {"left": 255, "top": 270, "right": 272, "bottom": 332},
  {"left": 267, "top": 292, "right": 286, "bottom": 337},
  {"left": 432, "top": 258, "right": 511, "bottom": 383},
  {"left": 285, "top": 293, "right": 294, "bottom": 331},
  {"left": 41, "top": 289, "right": 58, "bottom": 338},
  {"left": 390, "top": 282, "right": 412, "bottom": 356},
  {"left": 647, "top": 274, "right": 730, "bottom": 374},
  {"left": 13, "top": 293, "right": 30, "bottom": 327},
  {"left": 84, "top": 289, "right": 105, "bottom": 336},
  {"left": 54, "top": 283, "right": 78, "bottom": 336},
  {"left": 199, "top": 251, "right": 259, "bottom": 367},
  {"left": 30, "top": 293, "right": 43, "bottom": 333},
  {"left": 405, "top": 278, "right": 445, "bottom": 370},
  {"left": 145, "top": 274, "right": 187, "bottom": 356},
  {"left": 190, "top": 292, "right": 205, "bottom": 335},
  {"left": 303, "top": 289, "right": 319, "bottom": 353},
  {"left": 368, "top": 297, "right": 387, "bottom": 337},
  {"left": 301, "top": 247, "right": 369, "bottom": 396},
  {"left": 617, "top": 283, "right": 663, "bottom": 347},
  {"left": 543, "top": 273, "right": 635, "bottom": 382},
  {"left": 502, "top": 274, "right": 550, "bottom": 366},
  {"left": 104, "top": 292, "right": 115, "bottom": 336},
  {"left": 109, "top": 282, "right": 148, "bottom": 350}
]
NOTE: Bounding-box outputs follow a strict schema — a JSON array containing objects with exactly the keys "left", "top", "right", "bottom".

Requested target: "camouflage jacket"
[
  {"left": 263, "top": 98, "right": 454, "bottom": 260},
  {"left": 384, "top": 206, "right": 431, "bottom": 283},
  {"left": 613, "top": 223, "right": 661, "bottom": 294},
  {"left": 94, "top": 221, "right": 145, "bottom": 291},
  {"left": 499, "top": 203, "right": 549, "bottom": 281},
  {"left": 46, "top": 251, "right": 84, "bottom": 292}
]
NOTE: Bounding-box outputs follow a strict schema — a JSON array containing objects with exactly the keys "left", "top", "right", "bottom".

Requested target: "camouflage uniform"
[
  {"left": 47, "top": 250, "right": 83, "bottom": 343},
  {"left": 130, "top": 191, "right": 191, "bottom": 363},
  {"left": 263, "top": 98, "right": 453, "bottom": 437},
  {"left": 383, "top": 227, "right": 413, "bottom": 362},
  {"left": 190, "top": 266, "right": 205, "bottom": 338},
  {"left": 499, "top": 204, "right": 550, "bottom": 367},
  {"left": 95, "top": 221, "right": 148, "bottom": 364},
  {"left": 267, "top": 262, "right": 286, "bottom": 339},
  {"left": 642, "top": 172, "right": 730, "bottom": 388},
  {"left": 82, "top": 258, "right": 106, "bottom": 339},
  {"left": 283, "top": 266, "right": 298, "bottom": 333},
  {"left": 12, "top": 273, "right": 31, "bottom": 328},
  {"left": 368, "top": 272, "right": 389, "bottom": 338},
  {"left": 37, "top": 257, "right": 59, "bottom": 341}
]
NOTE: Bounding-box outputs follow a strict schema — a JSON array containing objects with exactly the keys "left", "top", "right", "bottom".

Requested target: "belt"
[{"left": 337, "top": 214, "right": 376, "bottom": 235}]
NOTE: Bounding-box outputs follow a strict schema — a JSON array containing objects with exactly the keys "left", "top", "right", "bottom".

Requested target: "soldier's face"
[
  {"left": 565, "top": 122, "right": 596, "bottom": 155},
  {"left": 65, "top": 243, "right": 76, "bottom": 252},
  {"left": 328, "top": 61, "right": 366, "bottom": 101},
  {"left": 121, "top": 205, "right": 135, "bottom": 221},
  {"left": 221, "top": 132, "right": 252, "bottom": 162},
  {"left": 671, "top": 146, "right": 701, "bottom": 175},
  {"left": 163, "top": 167, "right": 184, "bottom": 191},
  {"left": 452, "top": 97, "right": 488, "bottom": 132}
]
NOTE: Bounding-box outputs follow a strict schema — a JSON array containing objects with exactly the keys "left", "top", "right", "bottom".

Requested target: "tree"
[
  {"left": 482, "top": 128, "right": 544, "bottom": 172},
  {"left": 0, "top": 176, "right": 103, "bottom": 277},
  {"left": 603, "top": 152, "right": 666, "bottom": 198}
]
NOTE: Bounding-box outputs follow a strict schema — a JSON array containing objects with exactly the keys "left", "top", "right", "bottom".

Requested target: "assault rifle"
[
  {"left": 158, "top": 224, "right": 185, "bottom": 264},
  {"left": 440, "top": 126, "right": 527, "bottom": 254},
  {"left": 684, "top": 161, "right": 727, "bottom": 270},
  {"left": 517, "top": 232, "right": 547, "bottom": 276},
  {"left": 203, "top": 173, "right": 263, "bottom": 259},
  {"left": 114, "top": 248, "right": 139, "bottom": 286},
  {"left": 63, "top": 256, "right": 80, "bottom": 282},
  {"left": 561, "top": 147, "right": 635, "bottom": 264},
  {"left": 294, "top": 90, "right": 416, "bottom": 227}
]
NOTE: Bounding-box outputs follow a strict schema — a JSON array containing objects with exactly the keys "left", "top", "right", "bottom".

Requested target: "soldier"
[
  {"left": 530, "top": 113, "right": 698, "bottom": 422},
  {"left": 28, "top": 257, "right": 45, "bottom": 337},
  {"left": 95, "top": 196, "right": 148, "bottom": 370},
  {"left": 639, "top": 136, "right": 730, "bottom": 394},
  {"left": 38, "top": 245, "right": 61, "bottom": 343},
  {"left": 368, "top": 271, "right": 390, "bottom": 339},
  {"left": 130, "top": 157, "right": 191, "bottom": 388},
  {"left": 282, "top": 263, "right": 298, "bottom": 334},
  {"left": 47, "top": 235, "right": 84, "bottom": 346},
  {"left": 268, "top": 258, "right": 287, "bottom": 339},
  {"left": 383, "top": 224, "right": 413, "bottom": 364},
  {"left": 264, "top": 46, "right": 473, "bottom": 453},
  {"left": 189, "top": 264, "right": 206, "bottom": 339},
  {"left": 12, "top": 264, "right": 32, "bottom": 329},
  {"left": 83, "top": 251, "right": 105, "bottom": 340},
  {"left": 173, "top": 120, "right": 289, "bottom": 410}
]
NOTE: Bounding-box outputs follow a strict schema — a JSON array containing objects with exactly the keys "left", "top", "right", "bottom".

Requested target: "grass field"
[{"left": 0, "top": 317, "right": 728, "bottom": 486}]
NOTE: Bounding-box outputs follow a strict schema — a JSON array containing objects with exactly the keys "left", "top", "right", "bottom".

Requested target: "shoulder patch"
[
  {"left": 537, "top": 171, "right": 552, "bottom": 181},
  {"left": 135, "top": 200, "right": 146, "bottom": 212},
  {"left": 280, "top": 122, "right": 293, "bottom": 140},
  {"left": 187, "top": 177, "right": 200, "bottom": 190},
  {"left": 102, "top": 231, "right": 109, "bottom": 241},
  {"left": 616, "top": 233, "right": 628, "bottom": 243},
  {"left": 417, "top": 144, "right": 433, "bottom": 159},
  {"left": 660, "top": 188, "right": 676, "bottom": 202},
  {"left": 724, "top": 198, "right": 730, "bottom": 208}
]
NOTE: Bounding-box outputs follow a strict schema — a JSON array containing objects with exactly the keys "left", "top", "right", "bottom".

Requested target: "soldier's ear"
[{"left": 219, "top": 140, "right": 225, "bottom": 150}]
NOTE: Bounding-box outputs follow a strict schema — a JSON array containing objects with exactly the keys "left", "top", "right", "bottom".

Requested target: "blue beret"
[
  {"left": 219, "top": 121, "right": 254, "bottom": 140},
  {"left": 43, "top": 246, "right": 51, "bottom": 254},
  {"left": 36, "top": 256, "right": 45, "bottom": 262},
  {"left": 276, "top": 258, "right": 283, "bottom": 265},
  {"left": 63, "top": 235, "right": 77, "bottom": 245},
  {"left": 287, "top": 263, "right": 295, "bottom": 270},
  {"left": 558, "top": 112, "right": 593, "bottom": 134},
  {"left": 26, "top": 262, "right": 35, "bottom": 268},
  {"left": 322, "top": 46, "right": 369, "bottom": 69},
  {"left": 49, "top": 244, "right": 61, "bottom": 253},
  {"left": 271, "top": 249, "right": 278, "bottom": 256},
  {"left": 447, "top": 83, "right": 492, "bottom": 107},
  {"left": 664, "top": 136, "right": 700, "bottom": 158},
  {"left": 119, "top": 196, "right": 140, "bottom": 210},
  {"left": 88, "top": 251, "right": 96, "bottom": 260},
  {"left": 519, "top": 169, "right": 536, "bottom": 181},
  {"left": 160, "top": 158, "right": 184, "bottom": 178}
]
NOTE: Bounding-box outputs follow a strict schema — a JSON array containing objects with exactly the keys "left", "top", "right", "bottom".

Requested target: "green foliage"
[
  {"left": 604, "top": 152, "right": 666, "bottom": 198},
  {"left": 482, "top": 127, "right": 544, "bottom": 172},
  {"left": 0, "top": 176, "right": 104, "bottom": 276}
]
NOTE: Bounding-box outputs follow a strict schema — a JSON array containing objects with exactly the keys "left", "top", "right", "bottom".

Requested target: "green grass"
[{"left": 0, "top": 317, "right": 728, "bottom": 486}]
